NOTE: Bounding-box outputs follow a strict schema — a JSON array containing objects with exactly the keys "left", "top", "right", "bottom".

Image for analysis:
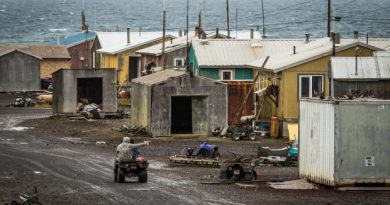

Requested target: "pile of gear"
[
  {"left": 338, "top": 89, "right": 375, "bottom": 100},
  {"left": 111, "top": 125, "right": 149, "bottom": 137},
  {"left": 77, "top": 98, "right": 104, "bottom": 119}
]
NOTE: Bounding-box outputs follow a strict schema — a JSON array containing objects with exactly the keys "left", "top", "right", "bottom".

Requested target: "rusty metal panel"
[
  {"left": 226, "top": 81, "right": 254, "bottom": 124},
  {"left": 299, "top": 99, "right": 336, "bottom": 186}
]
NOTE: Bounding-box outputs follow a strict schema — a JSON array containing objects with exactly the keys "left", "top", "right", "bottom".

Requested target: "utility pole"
[
  {"left": 261, "top": 0, "right": 265, "bottom": 38},
  {"left": 327, "top": 0, "right": 332, "bottom": 37},
  {"left": 162, "top": 9, "right": 166, "bottom": 70},
  {"left": 226, "top": 0, "right": 230, "bottom": 38},
  {"left": 186, "top": 0, "right": 189, "bottom": 73},
  {"left": 203, "top": 0, "right": 206, "bottom": 31}
]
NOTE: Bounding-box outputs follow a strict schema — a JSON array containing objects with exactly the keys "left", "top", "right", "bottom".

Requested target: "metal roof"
[
  {"left": 375, "top": 51, "right": 390, "bottom": 57},
  {"left": 192, "top": 39, "right": 262, "bottom": 67},
  {"left": 331, "top": 56, "right": 390, "bottom": 79},
  {"left": 59, "top": 31, "right": 96, "bottom": 47},
  {"left": 131, "top": 69, "right": 186, "bottom": 86},
  {"left": 0, "top": 44, "right": 70, "bottom": 59},
  {"left": 96, "top": 32, "right": 177, "bottom": 54},
  {"left": 0, "top": 49, "right": 42, "bottom": 59},
  {"left": 246, "top": 38, "right": 382, "bottom": 73}
]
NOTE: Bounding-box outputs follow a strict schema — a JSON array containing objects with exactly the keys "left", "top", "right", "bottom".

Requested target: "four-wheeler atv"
[
  {"left": 180, "top": 142, "right": 220, "bottom": 159},
  {"left": 114, "top": 156, "right": 149, "bottom": 183},
  {"left": 227, "top": 124, "right": 257, "bottom": 141},
  {"left": 219, "top": 152, "right": 257, "bottom": 181}
]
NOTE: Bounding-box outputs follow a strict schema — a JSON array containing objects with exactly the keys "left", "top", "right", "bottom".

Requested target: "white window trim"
[
  {"left": 174, "top": 57, "right": 185, "bottom": 67},
  {"left": 299, "top": 75, "right": 324, "bottom": 98},
  {"left": 220, "top": 69, "right": 234, "bottom": 81}
]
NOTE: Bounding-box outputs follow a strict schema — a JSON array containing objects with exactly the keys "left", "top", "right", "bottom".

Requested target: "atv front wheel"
[
  {"left": 249, "top": 133, "right": 257, "bottom": 141},
  {"left": 118, "top": 169, "right": 125, "bottom": 183},
  {"left": 138, "top": 169, "right": 148, "bottom": 183},
  {"left": 232, "top": 133, "right": 241, "bottom": 141}
]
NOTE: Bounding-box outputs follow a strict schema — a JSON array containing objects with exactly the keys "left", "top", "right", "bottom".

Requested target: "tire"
[
  {"left": 232, "top": 133, "right": 240, "bottom": 141},
  {"left": 138, "top": 169, "right": 148, "bottom": 183},
  {"left": 118, "top": 168, "right": 125, "bottom": 183},
  {"left": 249, "top": 133, "right": 257, "bottom": 141},
  {"left": 113, "top": 169, "right": 118, "bottom": 182}
]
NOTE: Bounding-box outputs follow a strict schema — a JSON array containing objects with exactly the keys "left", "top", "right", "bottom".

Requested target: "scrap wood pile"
[
  {"left": 337, "top": 89, "right": 374, "bottom": 100},
  {"left": 111, "top": 124, "right": 149, "bottom": 137}
]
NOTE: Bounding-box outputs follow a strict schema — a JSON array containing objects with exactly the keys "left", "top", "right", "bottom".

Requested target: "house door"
[{"left": 129, "top": 57, "right": 139, "bottom": 81}]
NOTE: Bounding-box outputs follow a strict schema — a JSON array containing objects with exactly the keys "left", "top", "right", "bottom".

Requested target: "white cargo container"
[{"left": 299, "top": 98, "right": 390, "bottom": 187}]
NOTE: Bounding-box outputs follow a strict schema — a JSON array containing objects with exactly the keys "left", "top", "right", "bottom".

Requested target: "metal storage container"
[{"left": 299, "top": 98, "right": 390, "bottom": 187}]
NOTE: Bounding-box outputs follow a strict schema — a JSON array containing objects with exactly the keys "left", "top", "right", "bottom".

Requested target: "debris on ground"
[
  {"left": 96, "top": 141, "right": 106, "bottom": 146},
  {"left": 268, "top": 179, "right": 318, "bottom": 190},
  {"left": 111, "top": 125, "right": 149, "bottom": 137},
  {"left": 13, "top": 96, "right": 36, "bottom": 107},
  {"left": 235, "top": 183, "right": 257, "bottom": 189}
]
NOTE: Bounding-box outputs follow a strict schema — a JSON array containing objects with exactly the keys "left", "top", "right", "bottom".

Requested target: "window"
[
  {"left": 220, "top": 70, "right": 233, "bottom": 81},
  {"left": 299, "top": 75, "right": 323, "bottom": 98},
  {"left": 174, "top": 57, "right": 185, "bottom": 67}
]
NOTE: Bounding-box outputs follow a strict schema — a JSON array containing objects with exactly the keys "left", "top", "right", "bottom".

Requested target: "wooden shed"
[{"left": 131, "top": 69, "right": 228, "bottom": 137}]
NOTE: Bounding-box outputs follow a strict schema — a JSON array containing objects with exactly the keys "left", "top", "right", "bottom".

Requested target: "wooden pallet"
[{"left": 169, "top": 155, "right": 221, "bottom": 167}]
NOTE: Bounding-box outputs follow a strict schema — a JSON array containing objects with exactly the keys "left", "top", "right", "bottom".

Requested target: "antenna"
[
  {"left": 261, "top": 0, "right": 265, "bottom": 38},
  {"left": 226, "top": 0, "right": 230, "bottom": 38}
]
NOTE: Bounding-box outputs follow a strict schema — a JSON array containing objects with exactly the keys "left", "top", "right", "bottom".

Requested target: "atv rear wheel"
[
  {"left": 113, "top": 169, "right": 118, "bottom": 182},
  {"left": 232, "top": 133, "right": 241, "bottom": 141},
  {"left": 118, "top": 169, "right": 125, "bottom": 183},
  {"left": 249, "top": 133, "right": 257, "bottom": 141},
  {"left": 138, "top": 169, "right": 148, "bottom": 183}
]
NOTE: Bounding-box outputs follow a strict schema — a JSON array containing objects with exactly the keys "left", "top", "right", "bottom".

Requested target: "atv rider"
[{"left": 114, "top": 137, "right": 150, "bottom": 170}]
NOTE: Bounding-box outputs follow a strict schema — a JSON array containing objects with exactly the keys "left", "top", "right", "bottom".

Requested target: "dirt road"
[{"left": 0, "top": 108, "right": 389, "bottom": 205}]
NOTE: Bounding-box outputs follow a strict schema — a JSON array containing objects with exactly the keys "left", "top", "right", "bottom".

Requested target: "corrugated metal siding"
[
  {"left": 299, "top": 99, "right": 335, "bottom": 186},
  {"left": 235, "top": 68, "right": 253, "bottom": 80},
  {"left": 200, "top": 68, "right": 219, "bottom": 80},
  {"left": 226, "top": 81, "right": 254, "bottom": 124}
]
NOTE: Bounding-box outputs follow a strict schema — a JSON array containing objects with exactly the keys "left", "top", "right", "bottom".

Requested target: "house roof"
[
  {"left": 0, "top": 44, "right": 70, "bottom": 59},
  {"left": 375, "top": 51, "right": 390, "bottom": 57},
  {"left": 59, "top": 31, "right": 96, "bottom": 47},
  {"left": 331, "top": 56, "right": 390, "bottom": 80},
  {"left": 96, "top": 32, "right": 177, "bottom": 55},
  {"left": 0, "top": 49, "right": 42, "bottom": 59},
  {"left": 246, "top": 38, "right": 383, "bottom": 73},
  {"left": 131, "top": 69, "right": 186, "bottom": 86},
  {"left": 365, "top": 38, "right": 390, "bottom": 51},
  {"left": 192, "top": 39, "right": 263, "bottom": 68}
]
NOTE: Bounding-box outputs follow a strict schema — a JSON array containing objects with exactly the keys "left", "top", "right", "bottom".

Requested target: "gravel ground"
[{"left": 0, "top": 107, "right": 389, "bottom": 205}]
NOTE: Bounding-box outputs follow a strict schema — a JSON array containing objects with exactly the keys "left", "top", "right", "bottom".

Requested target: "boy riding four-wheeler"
[{"left": 114, "top": 137, "right": 150, "bottom": 183}]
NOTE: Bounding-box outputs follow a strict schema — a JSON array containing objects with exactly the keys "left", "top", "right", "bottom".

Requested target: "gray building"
[
  {"left": 132, "top": 69, "right": 227, "bottom": 137},
  {"left": 52, "top": 69, "right": 117, "bottom": 114},
  {"left": 331, "top": 55, "right": 390, "bottom": 99},
  {"left": 0, "top": 49, "right": 41, "bottom": 92}
]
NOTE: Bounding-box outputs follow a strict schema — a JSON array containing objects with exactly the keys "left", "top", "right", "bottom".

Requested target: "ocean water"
[{"left": 0, "top": 0, "right": 389, "bottom": 44}]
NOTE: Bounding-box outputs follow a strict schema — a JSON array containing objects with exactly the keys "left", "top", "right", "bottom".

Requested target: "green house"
[{"left": 189, "top": 39, "right": 260, "bottom": 81}]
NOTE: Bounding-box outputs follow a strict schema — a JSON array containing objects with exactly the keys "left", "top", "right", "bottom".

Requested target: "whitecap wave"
[{"left": 49, "top": 28, "right": 67, "bottom": 32}]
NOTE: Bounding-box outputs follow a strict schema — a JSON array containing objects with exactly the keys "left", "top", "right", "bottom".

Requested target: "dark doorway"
[
  {"left": 171, "top": 96, "right": 192, "bottom": 134},
  {"left": 129, "top": 57, "right": 139, "bottom": 81},
  {"left": 77, "top": 78, "right": 103, "bottom": 104}
]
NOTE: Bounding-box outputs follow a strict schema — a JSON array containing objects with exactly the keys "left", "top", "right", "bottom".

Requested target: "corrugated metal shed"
[
  {"left": 331, "top": 56, "right": 390, "bottom": 79},
  {"left": 0, "top": 44, "right": 70, "bottom": 59},
  {"left": 131, "top": 69, "right": 186, "bottom": 86},
  {"left": 299, "top": 98, "right": 390, "bottom": 187},
  {"left": 96, "top": 32, "right": 177, "bottom": 54}
]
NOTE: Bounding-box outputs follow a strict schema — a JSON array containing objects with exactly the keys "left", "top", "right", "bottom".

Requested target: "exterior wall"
[
  {"left": 0, "top": 51, "right": 41, "bottom": 92},
  {"left": 199, "top": 68, "right": 253, "bottom": 81},
  {"left": 226, "top": 81, "right": 254, "bottom": 124},
  {"left": 334, "top": 80, "right": 390, "bottom": 99},
  {"left": 164, "top": 47, "right": 187, "bottom": 69},
  {"left": 67, "top": 40, "right": 94, "bottom": 69},
  {"left": 52, "top": 69, "right": 117, "bottom": 114},
  {"left": 131, "top": 83, "right": 152, "bottom": 131},
  {"left": 279, "top": 46, "right": 375, "bottom": 121},
  {"left": 300, "top": 99, "right": 390, "bottom": 186},
  {"left": 299, "top": 99, "right": 335, "bottom": 186},
  {"left": 137, "top": 75, "right": 227, "bottom": 137},
  {"left": 40, "top": 59, "right": 70, "bottom": 79}
]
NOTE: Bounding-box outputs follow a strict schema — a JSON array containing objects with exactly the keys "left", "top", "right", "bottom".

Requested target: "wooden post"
[
  {"left": 226, "top": 0, "right": 230, "bottom": 38},
  {"left": 327, "top": 0, "right": 332, "bottom": 37},
  {"left": 162, "top": 10, "right": 166, "bottom": 70},
  {"left": 261, "top": 0, "right": 265, "bottom": 38}
]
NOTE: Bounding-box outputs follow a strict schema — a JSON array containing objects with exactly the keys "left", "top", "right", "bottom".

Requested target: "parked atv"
[
  {"left": 227, "top": 124, "right": 257, "bottom": 141},
  {"left": 180, "top": 142, "right": 220, "bottom": 159},
  {"left": 114, "top": 156, "right": 148, "bottom": 183},
  {"left": 257, "top": 141, "right": 298, "bottom": 166},
  {"left": 219, "top": 152, "right": 257, "bottom": 181}
]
